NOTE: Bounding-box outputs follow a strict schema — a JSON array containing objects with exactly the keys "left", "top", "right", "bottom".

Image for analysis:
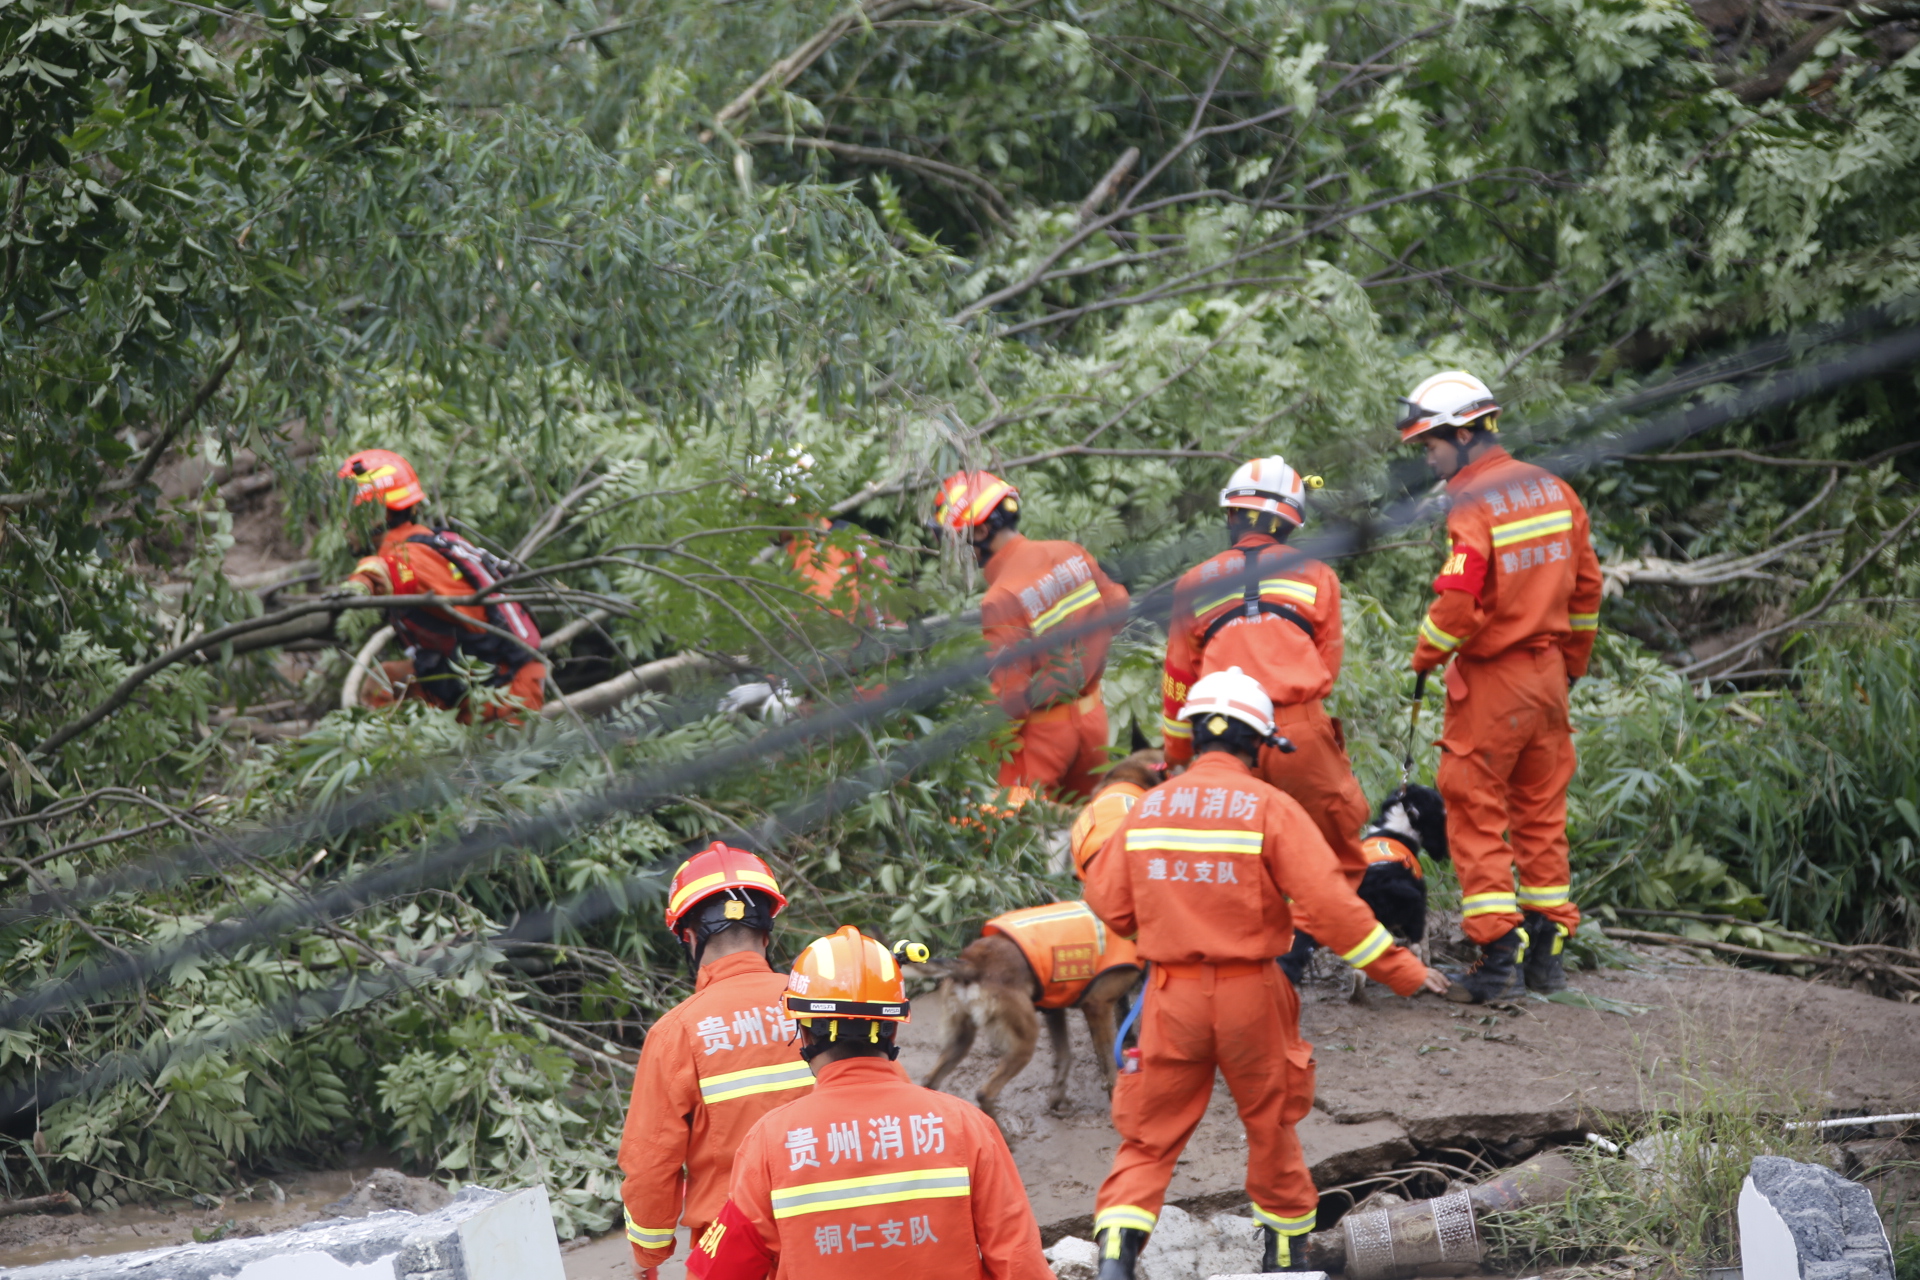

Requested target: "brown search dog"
[{"left": 913, "top": 752, "right": 1161, "bottom": 1127}]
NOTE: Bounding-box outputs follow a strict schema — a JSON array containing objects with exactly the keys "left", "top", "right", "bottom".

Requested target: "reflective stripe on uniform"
[
  {"left": 1250, "top": 1204, "right": 1316, "bottom": 1234},
  {"left": 1418, "top": 614, "right": 1461, "bottom": 652},
  {"left": 769, "top": 1166, "right": 971, "bottom": 1219},
  {"left": 1033, "top": 580, "right": 1102, "bottom": 634},
  {"left": 1124, "top": 828, "right": 1265, "bottom": 857},
  {"left": 1490, "top": 509, "right": 1574, "bottom": 548},
  {"left": 697, "top": 1060, "right": 815, "bottom": 1105},
  {"left": 1162, "top": 715, "right": 1193, "bottom": 741},
  {"left": 1338, "top": 923, "right": 1394, "bottom": 969},
  {"left": 1194, "top": 578, "right": 1318, "bottom": 618},
  {"left": 1570, "top": 612, "right": 1599, "bottom": 631},
  {"left": 1462, "top": 891, "right": 1518, "bottom": 918},
  {"left": 625, "top": 1207, "right": 675, "bottom": 1249},
  {"left": 1095, "top": 1205, "right": 1159, "bottom": 1237},
  {"left": 1517, "top": 884, "right": 1571, "bottom": 908}
]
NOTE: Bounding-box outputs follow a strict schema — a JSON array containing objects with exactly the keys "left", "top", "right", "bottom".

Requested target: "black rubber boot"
[
  {"left": 1523, "top": 912, "right": 1569, "bottom": 993},
  {"left": 1278, "top": 930, "right": 1316, "bottom": 988},
  {"left": 1444, "top": 926, "right": 1528, "bottom": 1004},
  {"left": 1259, "top": 1225, "right": 1313, "bottom": 1272},
  {"left": 1096, "top": 1227, "right": 1146, "bottom": 1280}
]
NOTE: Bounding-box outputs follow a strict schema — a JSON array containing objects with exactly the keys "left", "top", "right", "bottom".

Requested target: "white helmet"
[
  {"left": 1397, "top": 371, "right": 1500, "bottom": 441},
  {"left": 1179, "top": 666, "right": 1275, "bottom": 738},
  {"left": 1218, "top": 456, "right": 1322, "bottom": 527}
]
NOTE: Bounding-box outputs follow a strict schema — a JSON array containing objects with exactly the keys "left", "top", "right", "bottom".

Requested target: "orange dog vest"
[{"left": 983, "top": 901, "right": 1140, "bottom": 1009}]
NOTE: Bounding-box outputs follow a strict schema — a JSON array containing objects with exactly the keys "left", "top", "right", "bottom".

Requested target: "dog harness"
[{"left": 982, "top": 901, "right": 1140, "bottom": 1009}]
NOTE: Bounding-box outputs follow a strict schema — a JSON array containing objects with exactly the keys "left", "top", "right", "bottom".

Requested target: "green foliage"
[{"left": 1, "top": 0, "right": 1918, "bottom": 1239}]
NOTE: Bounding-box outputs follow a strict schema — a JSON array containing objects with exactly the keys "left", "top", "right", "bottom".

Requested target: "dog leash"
[
  {"left": 1399, "top": 670, "right": 1428, "bottom": 791},
  {"left": 1113, "top": 965, "right": 1146, "bottom": 1069}
]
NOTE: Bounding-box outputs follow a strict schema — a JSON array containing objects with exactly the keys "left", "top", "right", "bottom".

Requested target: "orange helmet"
[
  {"left": 664, "top": 841, "right": 788, "bottom": 934},
  {"left": 784, "top": 925, "right": 910, "bottom": 1024},
  {"left": 338, "top": 449, "right": 426, "bottom": 510},
  {"left": 932, "top": 470, "right": 1019, "bottom": 531}
]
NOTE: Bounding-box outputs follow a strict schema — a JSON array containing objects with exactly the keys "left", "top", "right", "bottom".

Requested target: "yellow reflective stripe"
[
  {"left": 1033, "top": 580, "right": 1102, "bottom": 634},
  {"left": 1517, "top": 884, "right": 1571, "bottom": 907},
  {"left": 669, "top": 868, "right": 780, "bottom": 919},
  {"left": 1006, "top": 903, "right": 1095, "bottom": 929},
  {"left": 769, "top": 1166, "right": 971, "bottom": 1219},
  {"left": 698, "top": 1060, "right": 814, "bottom": 1104},
  {"left": 1250, "top": 1204, "right": 1316, "bottom": 1234},
  {"left": 1195, "top": 578, "right": 1318, "bottom": 618},
  {"left": 1095, "top": 1205, "right": 1159, "bottom": 1235},
  {"left": 1419, "top": 614, "right": 1461, "bottom": 652},
  {"left": 1267, "top": 579, "right": 1317, "bottom": 607},
  {"left": 1339, "top": 923, "right": 1394, "bottom": 969},
  {"left": 667, "top": 871, "right": 728, "bottom": 918},
  {"left": 1462, "top": 891, "right": 1518, "bottom": 918},
  {"left": 625, "top": 1208, "right": 675, "bottom": 1248},
  {"left": 1161, "top": 715, "right": 1193, "bottom": 740},
  {"left": 1490, "top": 509, "right": 1573, "bottom": 548},
  {"left": 1124, "top": 828, "right": 1266, "bottom": 856},
  {"left": 1569, "top": 612, "right": 1599, "bottom": 631}
]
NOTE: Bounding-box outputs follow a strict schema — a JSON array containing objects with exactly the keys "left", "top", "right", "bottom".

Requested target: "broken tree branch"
[
  {"left": 1074, "top": 147, "right": 1140, "bottom": 227},
  {"left": 744, "top": 133, "right": 1011, "bottom": 223},
  {"left": 1677, "top": 499, "right": 1920, "bottom": 676},
  {"left": 101, "top": 336, "right": 243, "bottom": 498},
  {"left": 715, "top": 0, "right": 933, "bottom": 129}
]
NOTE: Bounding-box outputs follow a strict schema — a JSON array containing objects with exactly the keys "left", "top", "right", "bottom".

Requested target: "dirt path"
[
  {"left": 889, "top": 950, "right": 1920, "bottom": 1241},
  {"left": 0, "top": 954, "right": 1911, "bottom": 1276}
]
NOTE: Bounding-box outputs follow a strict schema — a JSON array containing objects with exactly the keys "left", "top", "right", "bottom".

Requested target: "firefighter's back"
[{"left": 723, "top": 1056, "right": 1038, "bottom": 1280}]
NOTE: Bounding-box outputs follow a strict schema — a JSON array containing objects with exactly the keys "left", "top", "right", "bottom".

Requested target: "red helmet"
[
  {"left": 664, "top": 841, "right": 788, "bottom": 934},
  {"left": 338, "top": 449, "right": 426, "bottom": 510},
  {"left": 932, "top": 470, "right": 1019, "bottom": 531}
]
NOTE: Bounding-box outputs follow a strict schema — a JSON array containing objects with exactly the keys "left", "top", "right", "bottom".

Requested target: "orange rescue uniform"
[
  {"left": 788, "top": 521, "right": 891, "bottom": 625},
  {"left": 1160, "top": 532, "right": 1370, "bottom": 898},
  {"left": 1410, "top": 446, "right": 1602, "bottom": 946},
  {"left": 1082, "top": 751, "right": 1427, "bottom": 1256},
  {"left": 618, "top": 950, "right": 814, "bottom": 1270},
  {"left": 346, "top": 522, "right": 546, "bottom": 721},
  {"left": 686, "top": 1055, "right": 1051, "bottom": 1280},
  {"left": 980, "top": 535, "right": 1130, "bottom": 799},
  {"left": 982, "top": 902, "right": 1139, "bottom": 1009},
  {"left": 1070, "top": 782, "right": 1146, "bottom": 879}
]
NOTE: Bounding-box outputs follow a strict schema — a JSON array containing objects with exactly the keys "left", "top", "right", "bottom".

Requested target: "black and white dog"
[{"left": 1279, "top": 784, "right": 1449, "bottom": 993}]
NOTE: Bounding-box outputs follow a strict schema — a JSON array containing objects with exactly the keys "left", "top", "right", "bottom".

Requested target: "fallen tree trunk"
[
  {"left": 0, "top": 1191, "right": 77, "bottom": 1218},
  {"left": 539, "top": 651, "right": 726, "bottom": 720}
]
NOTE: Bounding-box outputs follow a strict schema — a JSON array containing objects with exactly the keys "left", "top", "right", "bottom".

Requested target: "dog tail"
[{"left": 902, "top": 955, "right": 981, "bottom": 984}]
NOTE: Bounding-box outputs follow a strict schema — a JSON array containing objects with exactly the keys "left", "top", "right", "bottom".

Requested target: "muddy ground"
[{"left": 2, "top": 948, "right": 1914, "bottom": 1277}]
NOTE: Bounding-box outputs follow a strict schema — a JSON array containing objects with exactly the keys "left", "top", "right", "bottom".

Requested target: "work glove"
[
  {"left": 322, "top": 578, "right": 372, "bottom": 600},
  {"left": 716, "top": 680, "right": 799, "bottom": 724}
]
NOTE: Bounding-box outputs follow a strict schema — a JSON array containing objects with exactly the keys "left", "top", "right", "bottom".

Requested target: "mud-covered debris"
[{"left": 320, "top": 1167, "right": 454, "bottom": 1218}]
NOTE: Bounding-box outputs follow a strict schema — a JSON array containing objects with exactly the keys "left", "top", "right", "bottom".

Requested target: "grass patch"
[{"left": 1484, "top": 1012, "right": 1835, "bottom": 1274}]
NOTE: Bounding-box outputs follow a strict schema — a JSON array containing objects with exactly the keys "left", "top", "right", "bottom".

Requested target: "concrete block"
[
  {"left": 0, "top": 1185, "right": 563, "bottom": 1280},
  {"left": 1739, "top": 1156, "right": 1894, "bottom": 1280},
  {"left": 1135, "top": 1206, "right": 1262, "bottom": 1280}
]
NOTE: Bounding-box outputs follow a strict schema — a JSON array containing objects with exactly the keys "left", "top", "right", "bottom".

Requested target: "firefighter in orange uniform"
[
  {"left": 330, "top": 449, "right": 546, "bottom": 722},
  {"left": 785, "top": 518, "right": 892, "bottom": 625},
  {"left": 934, "top": 471, "right": 1130, "bottom": 800},
  {"left": 1082, "top": 669, "right": 1449, "bottom": 1277},
  {"left": 618, "top": 844, "right": 812, "bottom": 1277},
  {"left": 1160, "top": 458, "right": 1373, "bottom": 956},
  {"left": 687, "top": 926, "right": 1052, "bottom": 1280},
  {"left": 1397, "top": 371, "right": 1603, "bottom": 1003}
]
